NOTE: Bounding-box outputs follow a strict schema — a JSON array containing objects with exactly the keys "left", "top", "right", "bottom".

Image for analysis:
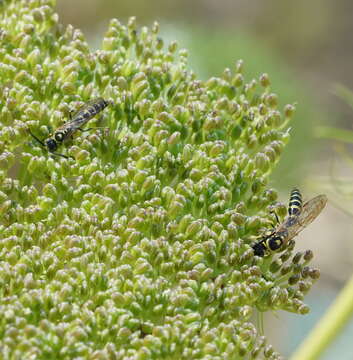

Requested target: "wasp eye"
[
  {"left": 45, "top": 138, "right": 57, "bottom": 152},
  {"left": 269, "top": 236, "right": 283, "bottom": 251},
  {"left": 55, "top": 132, "right": 64, "bottom": 142}
]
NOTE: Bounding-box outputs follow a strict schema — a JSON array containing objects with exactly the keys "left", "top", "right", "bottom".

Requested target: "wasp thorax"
[
  {"left": 55, "top": 132, "right": 65, "bottom": 142},
  {"left": 45, "top": 138, "right": 58, "bottom": 152}
]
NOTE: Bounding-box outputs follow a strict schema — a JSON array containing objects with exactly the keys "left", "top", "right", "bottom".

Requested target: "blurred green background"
[{"left": 56, "top": 0, "right": 353, "bottom": 358}]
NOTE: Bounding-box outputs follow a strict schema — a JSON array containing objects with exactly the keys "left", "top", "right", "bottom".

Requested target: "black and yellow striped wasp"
[
  {"left": 28, "top": 98, "right": 112, "bottom": 159},
  {"left": 252, "top": 189, "right": 327, "bottom": 257}
]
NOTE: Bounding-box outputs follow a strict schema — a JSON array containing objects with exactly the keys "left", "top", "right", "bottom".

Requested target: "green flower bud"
[
  {"left": 259, "top": 73, "right": 270, "bottom": 87},
  {"left": 265, "top": 93, "right": 278, "bottom": 108},
  {"left": 284, "top": 104, "right": 295, "bottom": 118},
  {"left": 254, "top": 153, "right": 270, "bottom": 173},
  {"left": 235, "top": 59, "right": 244, "bottom": 73},
  {"left": 280, "top": 264, "right": 292, "bottom": 276},
  {"left": 61, "top": 82, "right": 76, "bottom": 95},
  {"left": 303, "top": 249, "right": 314, "bottom": 262},
  {"left": 76, "top": 149, "right": 90, "bottom": 164},
  {"left": 309, "top": 268, "right": 320, "bottom": 280},
  {"left": 0, "top": 199, "right": 12, "bottom": 218},
  {"left": 233, "top": 73, "right": 244, "bottom": 87},
  {"left": 288, "top": 274, "right": 300, "bottom": 285},
  {"left": 269, "top": 259, "right": 282, "bottom": 274}
]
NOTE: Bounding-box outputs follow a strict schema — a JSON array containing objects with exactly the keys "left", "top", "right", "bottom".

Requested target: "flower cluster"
[{"left": 0, "top": 0, "right": 320, "bottom": 358}]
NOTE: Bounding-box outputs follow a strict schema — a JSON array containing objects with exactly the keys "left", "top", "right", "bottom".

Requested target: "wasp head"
[
  {"left": 45, "top": 138, "right": 58, "bottom": 152},
  {"left": 252, "top": 242, "right": 266, "bottom": 257}
]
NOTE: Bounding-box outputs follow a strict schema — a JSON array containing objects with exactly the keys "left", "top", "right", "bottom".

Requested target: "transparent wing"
[
  {"left": 284, "top": 194, "right": 327, "bottom": 240},
  {"left": 56, "top": 98, "right": 105, "bottom": 133}
]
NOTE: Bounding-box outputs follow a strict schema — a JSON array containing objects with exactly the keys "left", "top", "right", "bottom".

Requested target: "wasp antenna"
[
  {"left": 52, "top": 152, "right": 74, "bottom": 160},
  {"left": 269, "top": 210, "right": 280, "bottom": 226},
  {"left": 28, "top": 128, "right": 46, "bottom": 147},
  {"left": 68, "top": 109, "right": 75, "bottom": 120}
]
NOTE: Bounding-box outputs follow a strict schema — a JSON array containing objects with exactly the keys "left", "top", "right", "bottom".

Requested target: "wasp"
[
  {"left": 252, "top": 188, "right": 327, "bottom": 257},
  {"left": 28, "top": 98, "right": 112, "bottom": 159}
]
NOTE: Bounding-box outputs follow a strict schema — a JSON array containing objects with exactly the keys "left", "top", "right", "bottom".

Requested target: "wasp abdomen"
[
  {"left": 83, "top": 99, "right": 110, "bottom": 119},
  {"left": 288, "top": 188, "right": 302, "bottom": 216}
]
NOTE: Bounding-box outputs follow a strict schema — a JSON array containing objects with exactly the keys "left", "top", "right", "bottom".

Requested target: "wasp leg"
[
  {"left": 77, "top": 126, "right": 109, "bottom": 132},
  {"left": 28, "top": 128, "right": 46, "bottom": 148},
  {"left": 77, "top": 127, "right": 92, "bottom": 132},
  {"left": 68, "top": 109, "right": 76, "bottom": 120},
  {"left": 51, "top": 152, "right": 75, "bottom": 160},
  {"left": 269, "top": 210, "right": 280, "bottom": 228}
]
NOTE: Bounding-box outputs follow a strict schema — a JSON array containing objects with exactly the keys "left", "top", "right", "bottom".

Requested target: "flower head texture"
[{"left": 0, "top": 1, "right": 320, "bottom": 359}]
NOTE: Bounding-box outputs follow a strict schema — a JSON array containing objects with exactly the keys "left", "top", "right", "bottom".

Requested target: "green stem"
[{"left": 290, "top": 273, "right": 353, "bottom": 360}]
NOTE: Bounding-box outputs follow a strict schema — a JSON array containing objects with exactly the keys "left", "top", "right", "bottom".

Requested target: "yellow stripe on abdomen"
[{"left": 288, "top": 188, "right": 302, "bottom": 216}]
